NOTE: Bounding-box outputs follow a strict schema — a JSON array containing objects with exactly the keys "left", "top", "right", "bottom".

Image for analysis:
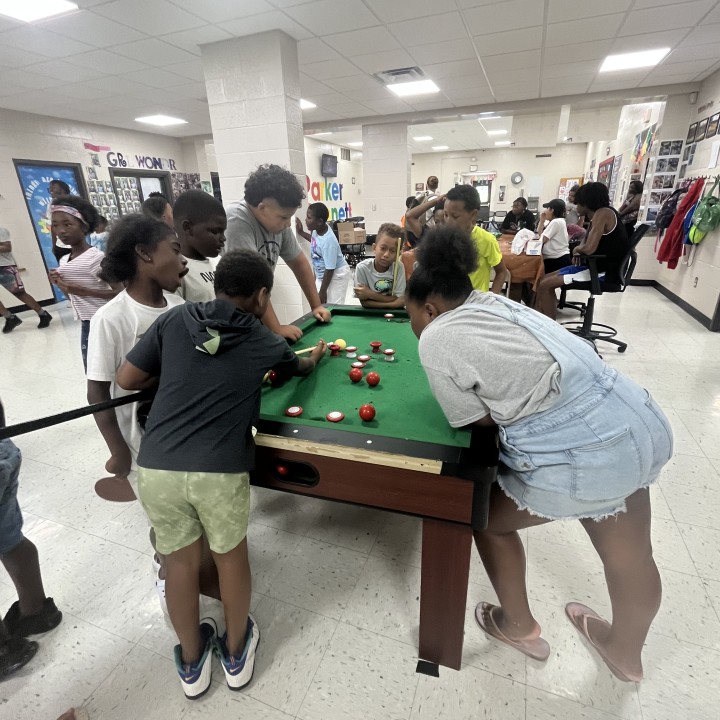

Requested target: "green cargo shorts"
[{"left": 137, "top": 467, "right": 250, "bottom": 555}]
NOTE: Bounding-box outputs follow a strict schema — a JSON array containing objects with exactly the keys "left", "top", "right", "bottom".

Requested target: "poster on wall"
[
  {"left": 13, "top": 160, "right": 85, "bottom": 300},
  {"left": 631, "top": 124, "right": 657, "bottom": 165},
  {"left": 607, "top": 155, "right": 622, "bottom": 204},
  {"left": 170, "top": 172, "right": 201, "bottom": 199},
  {"left": 597, "top": 157, "right": 615, "bottom": 187}
]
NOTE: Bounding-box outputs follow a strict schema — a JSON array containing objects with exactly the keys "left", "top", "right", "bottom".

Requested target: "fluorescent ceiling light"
[
  {"left": 413, "top": 136, "right": 433, "bottom": 141},
  {"left": 600, "top": 48, "right": 670, "bottom": 72},
  {"left": 135, "top": 114, "right": 187, "bottom": 127},
  {"left": 0, "top": 0, "right": 77, "bottom": 22},
  {"left": 486, "top": 129, "right": 507, "bottom": 136},
  {"left": 494, "top": 141, "right": 512, "bottom": 146},
  {"left": 478, "top": 115, "right": 501, "bottom": 120},
  {"left": 479, "top": 112, "right": 498, "bottom": 116},
  {"left": 347, "top": 141, "right": 363, "bottom": 147},
  {"left": 432, "top": 145, "right": 449, "bottom": 150},
  {"left": 386, "top": 79, "right": 440, "bottom": 97},
  {"left": 309, "top": 132, "right": 332, "bottom": 137},
  {"left": 300, "top": 98, "right": 316, "bottom": 110}
]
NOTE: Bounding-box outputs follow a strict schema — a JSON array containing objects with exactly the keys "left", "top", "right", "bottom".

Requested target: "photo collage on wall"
[
  {"left": 643, "top": 139, "right": 684, "bottom": 223},
  {"left": 171, "top": 172, "right": 201, "bottom": 199},
  {"left": 87, "top": 178, "right": 119, "bottom": 220},
  {"left": 113, "top": 176, "right": 142, "bottom": 217}
]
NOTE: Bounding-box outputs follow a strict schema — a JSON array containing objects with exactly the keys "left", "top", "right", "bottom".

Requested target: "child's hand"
[
  {"left": 312, "top": 305, "right": 331, "bottom": 323},
  {"left": 354, "top": 284, "right": 372, "bottom": 300},
  {"left": 295, "top": 217, "right": 303, "bottom": 233},
  {"left": 105, "top": 448, "right": 132, "bottom": 477},
  {"left": 278, "top": 324, "right": 304, "bottom": 342},
  {"left": 310, "top": 339, "right": 328, "bottom": 363}
]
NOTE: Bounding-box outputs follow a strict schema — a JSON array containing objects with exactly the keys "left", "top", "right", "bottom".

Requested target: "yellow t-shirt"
[{"left": 468, "top": 226, "right": 502, "bottom": 291}]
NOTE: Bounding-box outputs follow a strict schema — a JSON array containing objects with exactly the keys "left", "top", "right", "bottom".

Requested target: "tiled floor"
[{"left": 1, "top": 286, "right": 719, "bottom": 719}]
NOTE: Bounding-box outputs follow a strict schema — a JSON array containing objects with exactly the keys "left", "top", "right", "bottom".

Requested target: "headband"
[{"left": 50, "top": 205, "right": 88, "bottom": 227}]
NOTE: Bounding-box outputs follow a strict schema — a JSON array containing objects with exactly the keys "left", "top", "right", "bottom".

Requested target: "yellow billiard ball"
[{"left": 334, "top": 338, "right": 347, "bottom": 350}]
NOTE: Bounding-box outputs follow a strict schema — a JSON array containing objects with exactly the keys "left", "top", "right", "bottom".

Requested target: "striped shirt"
[{"left": 57, "top": 246, "right": 112, "bottom": 320}]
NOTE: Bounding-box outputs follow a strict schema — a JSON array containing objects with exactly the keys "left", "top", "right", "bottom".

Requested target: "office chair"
[
  {"left": 560, "top": 224, "right": 649, "bottom": 354},
  {"left": 557, "top": 223, "right": 648, "bottom": 319}
]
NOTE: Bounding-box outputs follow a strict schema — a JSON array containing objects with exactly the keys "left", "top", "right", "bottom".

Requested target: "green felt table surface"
[{"left": 259, "top": 306, "right": 470, "bottom": 449}]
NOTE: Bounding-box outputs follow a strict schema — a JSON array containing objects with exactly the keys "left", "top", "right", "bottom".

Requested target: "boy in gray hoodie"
[{"left": 117, "top": 249, "right": 326, "bottom": 699}]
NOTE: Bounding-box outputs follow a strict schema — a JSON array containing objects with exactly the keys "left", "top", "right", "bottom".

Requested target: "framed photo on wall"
[
  {"left": 687, "top": 123, "right": 698, "bottom": 143},
  {"left": 694, "top": 118, "right": 709, "bottom": 142},
  {"left": 706, "top": 113, "right": 720, "bottom": 138}
]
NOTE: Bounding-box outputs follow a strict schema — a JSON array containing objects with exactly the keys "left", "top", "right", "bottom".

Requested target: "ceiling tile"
[
  {"left": 0, "top": 47, "right": 54, "bottom": 69},
  {"left": 406, "top": 38, "right": 476, "bottom": 65},
  {"left": 169, "top": 0, "right": 273, "bottom": 22},
  {"left": 94, "top": 0, "right": 206, "bottom": 33},
  {"left": 548, "top": 0, "right": 633, "bottom": 24},
  {"left": 633, "top": 0, "right": 695, "bottom": 6},
  {"left": 0, "top": 82, "right": 26, "bottom": 97},
  {"left": 321, "top": 76, "right": 383, "bottom": 95},
  {"left": 360, "top": 99, "right": 412, "bottom": 114},
  {"left": 406, "top": 99, "right": 455, "bottom": 112},
  {"left": 487, "top": 68, "right": 541, "bottom": 85},
  {"left": 442, "top": 89, "right": 495, "bottom": 104},
  {"left": 119, "top": 68, "right": 194, "bottom": 88},
  {"left": 1, "top": 68, "right": 59, "bottom": 90},
  {"left": 638, "top": 73, "right": 701, "bottom": 87},
  {"left": 299, "top": 73, "right": 336, "bottom": 95},
  {"left": 483, "top": 50, "right": 542, "bottom": 73},
  {"left": 541, "top": 78, "right": 593, "bottom": 97},
  {"left": 679, "top": 21, "right": 720, "bottom": 45},
  {"left": 36, "top": 11, "right": 147, "bottom": 47},
  {"left": 611, "top": 30, "right": 682, "bottom": 53},
  {"left": 654, "top": 59, "right": 716, "bottom": 76},
  {"left": 388, "top": 13, "right": 469, "bottom": 45},
  {"left": 298, "top": 39, "right": 342, "bottom": 65},
  {"left": 464, "top": 0, "right": 545, "bottom": 34},
  {"left": 619, "top": 1, "right": 716, "bottom": 35},
  {"left": 304, "top": 108, "right": 345, "bottom": 121},
  {"left": 66, "top": 49, "right": 150, "bottom": 74},
  {"left": 113, "top": 38, "right": 197, "bottom": 66},
  {"left": 324, "top": 26, "right": 399, "bottom": 57},
  {"left": 439, "top": 74, "right": 492, "bottom": 91},
  {"left": 26, "top": 59, "right": 102, "bottom": 82},
  {"left": 543, "top": 39, "right": 614, "bottom": 64},
  {"left": 163, "top": 61, "right": 205, "bottom": 81},
  {"left": 351, "top": 49, "right": 417, "bottom": 75},
  {"left": 666, "top": 43, "right": 720, "bottom": 63},
  {"left": 363, "top": 0, "right": 446, "bottom": 23},
  {"left": 542, "top": 60, "right": 602, "bottom": 79},
  {"left": 308, "top": 90, "right": 354, "bottom": 105},
  {"left": 0, "top": 26, "right": 95, "bottom": 58},
  {"left": 159, "top": 26, "right": 234, "bottom": 56},
  {"left": 81, "top": 75, "right": 154, "bottom": 95},
  {"left": 588, "top": 71, "right": 649, "bottom": 91},
  {"left": 473, "top": 27, "right": 542, "bottom": 57},
  {"left": 546, "top": 14, "right": 625, "bottom": 44},
  {"left": 284, "top": 0, "right": 379, "bottom": 34},
  {"left": 422, "top": 59, "right": 483, "bottom": 80},
  {"left": 222, "top": 11, "right": 313, "bottom": 40},
  {"left": 58, "top": 84, "right": 106, "bottom": 101},
  {"left": 493, "top": 81, "right": 540, "bottom": 101},
  {"left": 302, "top": 58, "right": 362, "bottom": 80}
]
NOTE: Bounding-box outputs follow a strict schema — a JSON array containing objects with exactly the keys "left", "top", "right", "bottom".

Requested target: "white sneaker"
[
  {"left": 174, "top": 622, "right": 216, "bottom": 699},
  {"left": 216, "top": 614, "right": 260, "bottom": 690}
]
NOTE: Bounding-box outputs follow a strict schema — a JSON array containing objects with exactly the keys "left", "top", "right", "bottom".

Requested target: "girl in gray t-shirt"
[{"left": 405, "top": 225, "right": 672, "bottom": 684}]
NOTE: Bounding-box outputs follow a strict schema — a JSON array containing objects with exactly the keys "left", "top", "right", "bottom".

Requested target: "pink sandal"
[
  {"left": 475, "top": 602, "right": 550, "bottom": 661},
  {"left": 565, "top": 602, "right": 642, "bottom": 683}
]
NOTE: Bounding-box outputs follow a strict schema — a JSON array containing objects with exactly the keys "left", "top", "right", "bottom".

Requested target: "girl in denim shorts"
[{"left": 406, "top": 227, "right": 673, "bottom": 684}]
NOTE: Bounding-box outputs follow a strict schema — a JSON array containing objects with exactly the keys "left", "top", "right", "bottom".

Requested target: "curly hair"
[
  {"left": 141, "top": 195, "right": 170, "bottom": 221},
  {"left": 308, "top": 202, "right": 329, "bottom": 223},
  {"left": 215, "top": 249, "right": 274, "bottom": 297},
  {"left": 51, "top": 194, "right": 100, "bottom": 232},
  {"left": 244, "top": 164, "right": 305, "bottom": 208},
  {"left": 377, "top": 222, "right": 405, "bottom": 242},
  {"left": 446, "top": 184, "right": 481, "bottom": 212},
  {"left": 406, "top": 226, "right": 477, "bottom": 304},
  {"left": 99, "top": 214, "right": 176, "bottom": 284}
]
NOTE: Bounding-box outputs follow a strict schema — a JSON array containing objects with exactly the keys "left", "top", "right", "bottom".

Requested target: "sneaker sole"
[{"left": 224, "top": 623, "right": 260, "bottom": 691}]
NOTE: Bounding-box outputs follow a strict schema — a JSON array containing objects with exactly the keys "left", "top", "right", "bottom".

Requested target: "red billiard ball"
[
  {"left": 267, "top": 369, "right": 278, "bottom": 383},
  {"left": 366, "top": 371, "right": 380, "bottom": 386},
  {"left": 276, "top": 464, "right": 289, "bottom": 476},
  {"left": 359, "top": 403, "right": 376, "bottom": 421},
  {"left": 349, "top": 368, "right": 363, "bottom": 383}
]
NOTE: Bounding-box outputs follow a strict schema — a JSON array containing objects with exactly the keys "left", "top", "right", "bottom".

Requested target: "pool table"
[{"left": 252, "top": 305, "right": 498, "bottom": 673}]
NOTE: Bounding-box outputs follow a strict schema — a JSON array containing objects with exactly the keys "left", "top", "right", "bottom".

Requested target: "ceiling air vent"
[{"left": 373, "top": 67, "right": 426, "bottom": 85}]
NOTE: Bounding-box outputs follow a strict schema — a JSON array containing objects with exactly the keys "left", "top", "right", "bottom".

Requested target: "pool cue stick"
[
  {"left": 392, "top": 235, "right": 401, "bottom": 291},
  {"left": 295, "top": 345, "right": 318, "bottom": 355}
]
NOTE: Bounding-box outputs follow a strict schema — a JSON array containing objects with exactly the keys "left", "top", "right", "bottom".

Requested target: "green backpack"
[{"left": 691, "top": 176, "right": 720, "bottom": 236}]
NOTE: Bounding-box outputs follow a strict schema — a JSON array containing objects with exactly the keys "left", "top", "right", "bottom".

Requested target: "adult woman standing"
[
  {"left": 405, "top": 227, "right": 672, "bottom": 682},
  {"left": 617, "top": 180, "right": 643, "bottom": 239}
]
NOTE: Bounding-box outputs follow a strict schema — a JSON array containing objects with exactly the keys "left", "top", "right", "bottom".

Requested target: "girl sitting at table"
[
  {"left": 405, "top": 226, "right": 672, "bottom": 683},
  {"left": 536, "top": 199, "right": 571, "bottom": 273}
]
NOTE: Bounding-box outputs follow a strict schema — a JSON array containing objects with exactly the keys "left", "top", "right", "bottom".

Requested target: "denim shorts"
[
  {"left": 137, "top": 467, "right": 250, "bottom": 555},
  {"left": 0, "top": 439, "right": 24, "bottom": 555},
  {"left": 497, "top": 373, "right": 674, "bottom": 521}
]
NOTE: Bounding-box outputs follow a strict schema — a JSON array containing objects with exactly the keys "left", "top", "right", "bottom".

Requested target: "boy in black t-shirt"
[
  {"left": 500, "top": 197, "right": 536, "bottom": 235},
  {"left": 117, "top": 250, "right": 326, "bottom": 699}
]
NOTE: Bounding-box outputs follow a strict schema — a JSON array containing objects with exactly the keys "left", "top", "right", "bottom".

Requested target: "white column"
[
  {"left": 362, "top": 123, "right": 412, "bottom": 234},
  {"left": 200, "top": 31, "right": 308, "bottom": 323}
]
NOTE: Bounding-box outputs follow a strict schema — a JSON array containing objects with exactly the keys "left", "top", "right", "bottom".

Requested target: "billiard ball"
[
  {"left": 366, "top": 371, "right": 380, "bottom": 386},
  {"left": 349, "top": 368, "right": 363, "bottom": 383},
  {"left": 276, "top": 464, "right": 289, "bottom": 476},
  {"left": 268, "top": 370, "right": 278, "bottom": 383},
  {"left": 359, "top": 403, "right": 376, "bottom": 421},
  {"left": 334, "top": 338, "right": 347, "bottom": 350},
  {"left": 326, "top": 411, "right": 345, "bottom": 422}
]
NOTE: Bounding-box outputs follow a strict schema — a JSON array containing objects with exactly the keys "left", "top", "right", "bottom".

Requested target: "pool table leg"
[{"left": 418, "top": 517, "right": 473, "bottom": 671}]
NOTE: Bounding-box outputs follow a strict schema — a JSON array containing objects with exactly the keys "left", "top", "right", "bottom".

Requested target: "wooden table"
[{"left": 497, "top": 233, "right": 544, "bottom": 302}]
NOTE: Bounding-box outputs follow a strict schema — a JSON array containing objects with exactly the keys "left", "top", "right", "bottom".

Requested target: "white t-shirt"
[
  {"left": 178, "top": 256, "right": 219, "bottom": 302},
  {"left": 540, "top": 218, "right": 570, "bottom": 259},
  {"left": 87, "top": 290, "right": 185, "bottom": 468},
  {"left": 57, "top": 247, "right": 112, "bottom": 320}
]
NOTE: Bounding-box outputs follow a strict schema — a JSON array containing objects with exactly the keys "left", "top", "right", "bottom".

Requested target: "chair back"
[{"left": 617, "top": 223, "right": 648, "bottom": 292}]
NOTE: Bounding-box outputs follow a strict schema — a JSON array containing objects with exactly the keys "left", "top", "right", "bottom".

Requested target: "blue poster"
[{"left": 14, "top": 162, "right": 82, "bottom": 300}]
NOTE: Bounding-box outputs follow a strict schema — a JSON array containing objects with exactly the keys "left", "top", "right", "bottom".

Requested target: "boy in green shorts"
[{"left": 117, "top": 250, "right": 326, "bottom": 699}]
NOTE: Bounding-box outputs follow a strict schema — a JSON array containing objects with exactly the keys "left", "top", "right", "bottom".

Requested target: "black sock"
[{"left": 2, "top": 311, "right": 12, "bottom": 319}]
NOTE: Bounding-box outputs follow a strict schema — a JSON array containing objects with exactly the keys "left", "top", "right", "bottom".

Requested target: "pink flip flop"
[
  {"left": 565, "top": 602, "right": 642, "bottom": 683},
  {"left": 475, "top": 602, "right": 550, "bottom": 661}
]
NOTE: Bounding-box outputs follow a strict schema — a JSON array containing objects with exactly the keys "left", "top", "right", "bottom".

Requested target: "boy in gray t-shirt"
[
  {"left": 354, "top": 223, "right": 406, "bottom": 309},
  {"left": 0, "top": 227, "right": 52, "bottom": 333}
]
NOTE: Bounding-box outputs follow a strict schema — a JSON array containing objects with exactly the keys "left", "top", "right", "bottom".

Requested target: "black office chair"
[
  {"left": 557, "top": 223, "right": 648, "bottom": 319},
  {"left": 560, "top": 224, "right": 649, "bottom": 354}
]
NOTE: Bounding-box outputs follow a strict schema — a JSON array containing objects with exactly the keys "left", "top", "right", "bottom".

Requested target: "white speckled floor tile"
[
  {"left": 303, "top": 502, "right": 387, "bottom": 553},
  {"left": 266, "top": 535, "right": 368, "bottom": 619},
  {"left": 660, "top": 452, "right": 720, "bottom": 490},
  {"left": 526, "top": 686, "right": 629, "bottom": 719},
  {"left": 245, "top": 596, "right": 338, "bottom": 715},
  {"left": 297, "top": 622, "right": 419, "bottom": 720},
  {"left": 660, "top": 482, "right": 720, "bottom": 530},
  {"left": 247, "top": 521, "right": 304, "bottom": 595},
  {"left": 410, "top": 662, "right": 525, "bottom": 720},
  {"left": 677, "top": 522, "right": 720, "bottom": 580}
]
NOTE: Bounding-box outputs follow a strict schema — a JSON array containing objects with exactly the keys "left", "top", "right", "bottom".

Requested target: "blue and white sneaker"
[
  {"left": 216, "top": 614, "right": 260, "bottom": 690},
  {"left": 174, "top": 622, "right": 216, "bottom": 699}
]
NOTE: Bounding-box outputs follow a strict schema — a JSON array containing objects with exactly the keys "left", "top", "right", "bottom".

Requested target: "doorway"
[{"left": 108, "top": 168, "right": 172, "bottom": 217}]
